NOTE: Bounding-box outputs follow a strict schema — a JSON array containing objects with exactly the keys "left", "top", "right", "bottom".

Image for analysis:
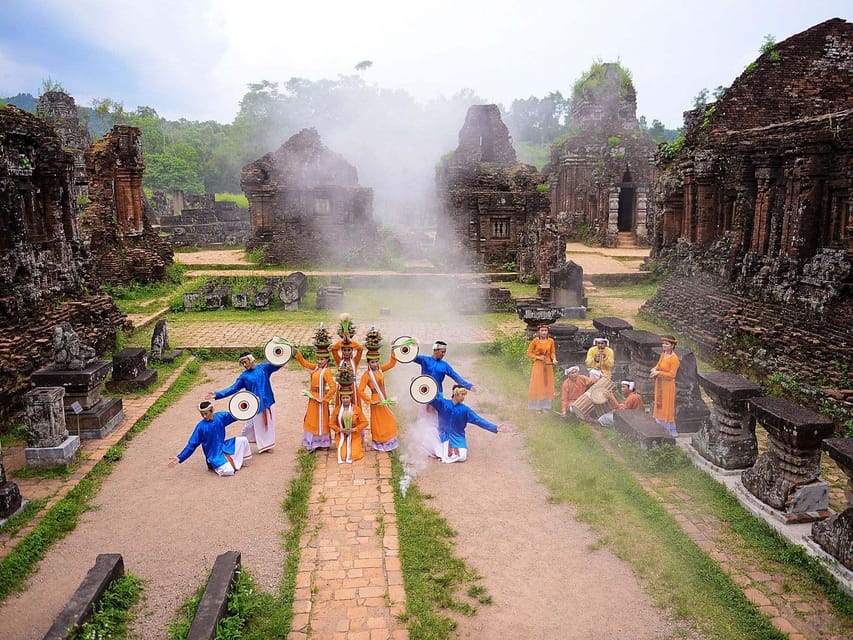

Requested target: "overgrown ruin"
[
  {"left": 151, "top": 190, "right": 250, "bottom": 246},
  {"left": 36, "top": 91, "right": 91, "bottom": 201},
  {"left": 0, "top": 105, "right": 124, "bottom": 424},
  {"left": 82, "top": 125, "right": 174, "bottom": 286},
  {"left": 642, "top": 18, "right": 853, "bottom": 424},
  {"left": 547, "top": 63, "right": 657, "bottom": 248},
  {"left": 436, "top": 104, "right": 564, "bottom": 282},
  {"left": 241, "top": 128, "right": 380, "bottom": 266}
]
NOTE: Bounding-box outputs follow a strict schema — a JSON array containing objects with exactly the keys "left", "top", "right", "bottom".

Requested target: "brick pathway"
[
  {"left": 0, "top": 358, "right": 194, "bottom": 557},
  {"left": 162, "top": 320, "right": 495, "bottom": 351},
  {"left": 289, "top": 450, "right": 407, "bottom": 640}
]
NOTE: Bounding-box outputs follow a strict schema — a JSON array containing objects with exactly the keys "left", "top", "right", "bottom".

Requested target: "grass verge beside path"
[
  {"left": 392, "top": 454, "right": 490, "bottom": 640},
  {"left": 475, "top": 346, "right": 814, "bottom": 640},
  {"left": 0, "top": 359, "right": 201, "bottom": 605}
]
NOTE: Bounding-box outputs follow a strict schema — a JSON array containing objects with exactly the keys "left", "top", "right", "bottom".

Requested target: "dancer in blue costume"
[
  {"left": 412, "top": 340, "right": 476, "bottom": 398},
  {"left": 169, "top": 400, "right": 252, "bottom": 476},
  {"left": 429, "top": 385, "right": 504, "bottom": 463},
  {"left": 206, "top": 351, "right": 282, "bottom": 453}
]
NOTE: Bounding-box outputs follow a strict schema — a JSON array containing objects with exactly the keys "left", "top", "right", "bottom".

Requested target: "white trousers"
[
  {"left": 437, "top": 440, "right": 468, "bottom": 464},
  {"left": 242, "top": 408, "right": 275, "bottom": 452},
  {"left": 213, "top": 436, "right": 252, "bottom": 476}
]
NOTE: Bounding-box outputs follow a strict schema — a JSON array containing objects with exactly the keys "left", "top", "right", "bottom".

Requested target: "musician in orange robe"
[
  {"left": 560, "top": 366, "right": 592, "bottom": 416},
  {"left": 651, "top": 335, "right": 680, "bottom": 436},
  {"left": 597, "top": 380, "right": 645, "bottom": 427},
  {"left": 526, "top": 324, "right": 557, "bottom": 412}
]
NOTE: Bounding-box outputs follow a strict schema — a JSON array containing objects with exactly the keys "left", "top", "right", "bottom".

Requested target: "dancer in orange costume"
[
  {"left": 651, "top": 335, "right": 680, "bottom": 436},
  {"left": 331, "top": 363, "right": 368, "bottom": 463},
  {"left": 526, "top": 324, "right": 557, "bottom": 412},
  {"left": 358, "top": 327, "right": 399, "bottom": 451},
  {"left": 295, "top": 323, "right": 337, "bottom": 451}
]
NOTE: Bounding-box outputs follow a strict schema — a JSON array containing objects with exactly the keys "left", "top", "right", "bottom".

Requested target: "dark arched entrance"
[{"left": 618, "top": 168, "right": 635, "bottom": 232}]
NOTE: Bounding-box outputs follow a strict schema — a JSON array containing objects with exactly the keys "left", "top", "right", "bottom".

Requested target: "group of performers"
[
  {"left": 171, "top": 313, "right": 504, "bottom": 475},
  {"left": 525, "top": 324, "right": 680, "bottom": 434}
]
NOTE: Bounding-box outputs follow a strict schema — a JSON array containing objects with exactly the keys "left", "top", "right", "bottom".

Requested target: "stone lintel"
[
  {"left": 698, "top": 372, "right": 764, "bottom": 405},
  {"left": 186, "top": 550, "right": 242, "bottom": 640},
  {"left": 43, "top": 553, "right": 125, "bottom": 640},
  {"left": 612, "top": 409, "right": 676, "bottom": 449},
  {"left": 748, "top": 396, "right": 835, "bottom": 441},
  {"left": 592, "top": 316, "right": 633, "bottom": 333},
  {"left": 823, "top": 438, "right": 853, "bottom": 472},
  {"left": 31, "top": 360, "right": 113, "bottom": 391}
]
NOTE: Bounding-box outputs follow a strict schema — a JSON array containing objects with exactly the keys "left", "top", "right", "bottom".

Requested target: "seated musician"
[
  {"left": 560, "top": 366, "right": 593, "bottom": 416},
  {"left": 597, "top": 381, "right": 645, "bottom": 427}
]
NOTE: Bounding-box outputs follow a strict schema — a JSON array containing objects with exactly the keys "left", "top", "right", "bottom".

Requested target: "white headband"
[
  {"left": 565, "top": 366, "right": 580, "bottom": 375},
  {"left": 433, "top": 342, "right": 447, "bottom": 350},
  {"left": 198, "top": 400, "right": 213, "bottom": 411},
  {"left": 594, "top": 337, "right": 609, "bottom": 346},
  {"left": 621, "top": 381, "right": 635, "bottom": 391}
]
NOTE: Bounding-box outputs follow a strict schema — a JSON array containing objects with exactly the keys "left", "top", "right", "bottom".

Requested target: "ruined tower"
[
  {"left": 436, "top": 104, "right": 563, "bottom": 282},
  {"left": 241, "top": 128, "right": 379, "bottom": 266},
  {"left": 548, "top": 62, "right": 657, "bottom": 247}
]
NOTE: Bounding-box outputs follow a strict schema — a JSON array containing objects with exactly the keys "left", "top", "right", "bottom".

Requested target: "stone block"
[
  {"left": 186, "top": 551, "right": 241, "bottom": 640},
  {"left": 25, "top": 435, "right": 80, "bottom": 469},
  {"left": 612, "top": 409, "right": 676, "bottom": 449}
]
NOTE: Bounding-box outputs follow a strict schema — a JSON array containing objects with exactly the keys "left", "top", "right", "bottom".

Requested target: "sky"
[{"left": 0, "top": 0, "right": 849, "bottom": 129}]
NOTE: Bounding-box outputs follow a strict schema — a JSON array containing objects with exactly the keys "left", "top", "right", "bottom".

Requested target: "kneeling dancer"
[
  {"left": 169, "top": 400, "right": 252, "bottom": 476},
  {"left": 429, "top": 385, "right": 504, "bottom": 463}
]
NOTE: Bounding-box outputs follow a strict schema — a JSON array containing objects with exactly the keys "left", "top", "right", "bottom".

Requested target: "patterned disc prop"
[
  {"left": 409, "top": 375, "right": 438, "bottom": 404},
  {"left": 265, "top": 337, "right": 293, "bottom": 366},
  {"left": 391, "top": 335, "right": 419, "bottom": 363},
  {"left": 229, "top": 391, "right": 260, "bottom": 420}
]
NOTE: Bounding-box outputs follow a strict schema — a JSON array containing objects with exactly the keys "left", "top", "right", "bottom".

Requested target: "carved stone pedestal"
[
  {"left": 106, "top": 347, "right": 157, "bottom": 392},
  {"left": 620, "top": 329, "right": 660, "bottom": 408},
  {"left": 811, "top": 439, "right": 853, "bottom": 572},
  {"left": 31, "top": 361, "right": 124, "bottom": 439},
  {"left": 742, "top": 397, "right": 834, "bottom": 523},
  {"left": 24, "top": 386, "right": 80, "bottom": 469},
  {"left": 693, "top": 372, "right": 763, "bottom": 470}
]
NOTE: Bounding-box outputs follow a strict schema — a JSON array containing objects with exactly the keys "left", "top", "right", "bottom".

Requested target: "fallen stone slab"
[
  {"left": 612, "top": 409, "right": 676, "bottom": 449},
  {"left": 186, "top": 550, "right": 242, "bottom": 640},
  {"left": 43, "top": 553, "right": 124, "bottom": 640}
]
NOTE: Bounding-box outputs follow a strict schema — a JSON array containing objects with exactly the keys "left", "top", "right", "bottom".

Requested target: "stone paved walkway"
[{"left": 289, "top": 450, "right": 407, "bottom": 640}]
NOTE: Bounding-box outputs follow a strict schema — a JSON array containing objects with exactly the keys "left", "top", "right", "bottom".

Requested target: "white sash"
[
  {"left": 317, "top": 366, "right": 326, "bottom": 435},
  {"left": 368, "top": 369, "right": 386, "bottom": 403},
  {"left": 336, "top": 406, "right": 353, "bottom": 463}
]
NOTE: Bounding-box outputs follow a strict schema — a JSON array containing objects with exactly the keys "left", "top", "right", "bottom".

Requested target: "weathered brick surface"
[
  {"left": 241, "top": 128, "right": 380, "bottom": 267},
  {"left": 83, "top": 126, "right": 174, "bottom": 287},
  {"left": 0, "top": 106, "right": 125, "bottom": 427},
  {"left": 436, "top": 105, "right": 563, "bottom": 283},
  {"left": 645, "top": 19, "right": 853, "bottom": 427},
  {"left": 548, "top": 63, "right": 657, "bottom": 248}
]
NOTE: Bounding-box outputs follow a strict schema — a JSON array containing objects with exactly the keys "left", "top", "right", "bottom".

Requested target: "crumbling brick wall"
[
  {"left": 436, "top": 105, "right": 563, "bottom": 282},
  {"left": 0, "top": 106, "right": 125, "bottom": 427},
  {"left": 82, "top": 125, "right": 173, "bottom": 286},
  {"left": 644, "top": 19, "right": 853, "bottom": 427},
  {"left": 241, "top": 128, "right": 380, "bottom": 266}
]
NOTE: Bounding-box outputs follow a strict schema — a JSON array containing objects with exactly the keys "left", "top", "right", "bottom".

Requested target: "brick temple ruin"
[
  {"left": 0, "top": 106, "right": 125, "bottom": 424},
  {"left": 642, "top": 18, "right": 853, "bottom": 423},
  {"left": 547, "top": 63, "right": 657, "bottom": 248},
  {"left": 436, "top": 104, "right": 564, "bottom": 282},
  {"left": 82, "top": 125, "right": 173, "bottom": 286},
  {"left": 241, "top": 128, "right": 381, "bottom": 266},
  {"left": 36, "top": 91, "right": 91, "bottom": 202},
  {"left": 150, "top": 190, "right": 250, "bottom": 246}
]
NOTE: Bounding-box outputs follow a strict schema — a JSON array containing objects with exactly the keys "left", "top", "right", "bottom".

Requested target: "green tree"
[{"left": 144, "top": 153, "right": 204, "bottom": 193}]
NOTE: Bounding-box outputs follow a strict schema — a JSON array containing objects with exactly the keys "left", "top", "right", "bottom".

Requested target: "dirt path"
[
  {"left": 0, "top": 356, "right": 679, "bottom": 639},
  {"left": 0, "top": 364, "right": 304, "bottom": 640},
  {"left": 407, "top": 355, "right": 678, "bottom": 639}
]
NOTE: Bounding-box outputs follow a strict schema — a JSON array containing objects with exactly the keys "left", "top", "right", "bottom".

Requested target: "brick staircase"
[{"left": 617, "top": 231, "right": 638, "bottom": 248}]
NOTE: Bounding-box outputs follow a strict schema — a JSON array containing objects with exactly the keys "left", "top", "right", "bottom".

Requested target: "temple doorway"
[{"left": 618, "top": 168, "right": 635, "bottom": 232}]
